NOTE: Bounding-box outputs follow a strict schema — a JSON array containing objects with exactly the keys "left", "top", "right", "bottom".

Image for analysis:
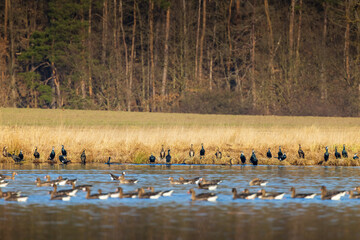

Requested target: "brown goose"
[
  {"left": 137, "top": 188, "right": 163, "bottom": 199},
  {"left": 349, "top": 190, "right": 360, "bottom": 199},
  {"left": 148, "top": 186, "right": 173, "bottom": 197},
  {"left": 86, "top": 187, "right": 109, "bottom": 200},
  {"left": 71, "top": 182, "right": 93, "bottom": 191},
  {"left": 290, "top": 187, "right": 316, "bottom": 199},
  {"left": 119, "top": 175, "right": 138, "bottom": 184},
  {"left": 168, "top": 177, "right": 189, "bottom": 185},
  {"left": 258, "top": 189, "right": 285, "bottom": 200},
  {"left": 35, "top": 177, "right": 55, "bottom": 187},
  {"left": 232, "top": 188, "right": 257, "bottom": 200},
  {"left": 57, "top": 176, "right": 77, "bottom": 185},
  {"left": 117, "top": 187, "right": 138, "bottom": 198},
  {"left": 249, "top": 178, "right": 268, "bottom": 186},
  {"left": 49, "top": 184, "right": 78, "bottom": 196},
  {"left": 0, "top": 189, "right": 21, "bottom": 198},
  {"left": 44, "top": 175, "right": 67, "bottom": 186},
  {"left": 188, "top": 188, "right": 217, "bottom": 202},
  {"left": 110, "top": 172, "right": 126, "bottom": 181},
  {"left": 4, "top": 193, "right": 28, "bottom": 202},
  {"left": 0, "top": 172, "right": 17, "bottom": 180},
  {"left": 200, "top": 178, "right": 222, "bottom": 185},
  {"left": 321, "top": 186, "right": 346, "bottom": 200},
  {"left": 198, "top": 182, "right": 217, "bottom": 191},
  {"left": 178, "top": 177, "right": 196, "bottom": 184}
]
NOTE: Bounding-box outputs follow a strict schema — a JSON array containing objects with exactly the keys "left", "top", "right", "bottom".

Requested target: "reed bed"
[{"left": 1, "top": 108, "right": 360, "bottom": 165}]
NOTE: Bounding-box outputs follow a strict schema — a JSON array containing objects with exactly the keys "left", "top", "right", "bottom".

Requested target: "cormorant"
[
  {"left": 189, "top": 144, "right": 195, "bottom": 158},
  {"left": 266, "top": 148, "right": 272, "bottom": 159},
  {"left": 166, "top": 149, "right": 171, "bottom": 164},
  {"left": 80, "top": 149, "right": 86, "bottom": 164},
  {"left": 280, "top": 152, "right": 287, "bottom": 161},
  {"left": 34, "top": 147, "right": 40, "bottom": 160},
  {"left": 324, "top": 146, "right": 329, "bottom": 162},
  {"left": 215, "top": 148, "right": 222, "bottom": 159},
  {"left": 342, "top": 144, "right": 348, "bottom": 158},
  {"left": 105, "top": 157, "right": 112, "bottom": 165},
  {"left": 335, "top": 147, "right": 341, "bottom": 159},
  {"left": 61, "top": 145, "right": 67, "bottom": 157},
  {"left": 200, "top": 143, "right": 205, "bottom": 159},
  {"left": 59, "top": 155, "right": 71, "bottom": 164},
  {"left": 160, "top": 145, "right": 165, "bottom": 160},
  {"left": 149, "top": 153, "right": 156, "bottom": 163},
  {"left": 240, "top": 152, "right": 246, "bottom": 164},
  {"left": 298, "top": 144, "right": 305, "bottom": 158},
  {"left": 48, "top": 147, "right": 55, "bottom": 161},
  {"left": 277, "top": 146, "right": 283, "bottom": 160},
  {"left": 250, "top": 150, "right": 258, "bottom": 166},
  {"left": 11, "top": 152, "right": 22, "bottom": 163},
  {"left": 353, "top": 153, "right": 359, "bottom": 160},
  {"left": 18, "top": 150, "right": 24, "bottom": 161}
]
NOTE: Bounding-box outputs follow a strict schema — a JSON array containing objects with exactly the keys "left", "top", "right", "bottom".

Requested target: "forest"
[{"left": 0, "top": 0, "right": 359, "bottom": 116}]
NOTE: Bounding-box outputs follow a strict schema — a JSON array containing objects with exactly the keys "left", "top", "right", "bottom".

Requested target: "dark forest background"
[{"left": 0, "top": 0, "right": 359, "bottom": 116}]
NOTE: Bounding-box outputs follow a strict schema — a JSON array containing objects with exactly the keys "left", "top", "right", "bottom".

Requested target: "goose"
[
  {"left": 50, "top": 191, "right": 71, "bottom": 201},
  {"left": 160, "top": 145, "right": 166, "bottom": 160},
  {"left": 59, "top": 155, "right": 71, "bottom": 164},
  {"left": 34, "top": 147, "right": 40, "bottom": 161},
  {"left": 249, "top": 178, "right": 268, "bottom": 186},
  {"left": 137, "top": 187, "right": 163, "bottom": 199},
  {"left": 324, "top": 146, "right": 329, "bottom": 162},
  {"left": 2, "top": 146, "right": 11, "bottom": 157},
  {"left": 18, "top": 150, "right": 24, "bottom": 161},
  {"left": 354, "top": 153, "right": 359, "bottom": 160},
  {"left": 215, "top": 148, "right": 222, "bottom": 159},
  {"left": 258, "top": 189, "right": 285, "bottom": 200},
  {"left": 35, "top": 177, "right": 55, "bottom": 187},
  {"left": 117, "top": 187, "right": 138, "bottom": 198},
  {"left": 80, "top": 149, "right": 86, "bottom": 164},
  {"left": 110, "top": 172, "right": 125, "bottom": 181},
  {"left": 149, "top": 153, "right": 156, "bottom": 163},
  {"left": 200, "top": 178, "right": 222, "bottom": 185},
  {"left": 277, "top": 146, "right": 283, "bottom": 160},
  {"left": 290, "top": 187, "right": 316, "bottom": 199},
  {"left": 109, "top": 187, "right": 122, "bottom": 198},
  {"left": 179, "top": 177, "right": 201, "bottom": 184},
  {"left": 57, "top": 176, "right": 77, "bottom": 185},
  {"left": 0, "top": 189, "right": 21, "bottom": 198},
  {"left": 86, "top": 188, "right": 109, "bottom": 200},
  {"left": 48, "top": 146, "right": 55, "bottom": 161},
  {"left": 44, "top": 175, "right": 67, "bottom": 186},
  {"left": 198, "top": 182, "right": 217, "bottom": 191},
  {"left": 168, "top": 177, "right": 190, "bottom": 185},
  {"left": 166, "top": 149, "right": 171, "bottom": 164},
  {"left": 243, "top": 188, "right": 262, "bottom": 198},
  {"left": 250, "top": 150, "right": 258, "bottom": 166},
  {"left": 342, "top": 144, "right": 348, "bottom": 158},
  {"left": 50, "top": 184, "right": 78, "bottom": 197},
  {"left": 349, "top": 190, "right": 360, "bottom": 199},
  {"left": 0, "top": 172, "right": 17, "bottom": 180},
  {"left": 320, "top": 186, "right": 346, "bottom": 200},
  {"left": 61, "top": 145, "right": 67, "bottom": 156},
  {"left": 200, "top": 143, "right": 205, "bottom": 159},
  {"left": 188, "top": 188, "right": 217, "bottom": 201},
  {"left": 240, "top": 152, "right": 246, "bottom": 164},
  {"left": 119, "top": 175, "right": 138, "bottom": 184},
  {"left": 298, "top": 144, "right": 305, "bottom": 158},
  {"left": 232, "top": 188, "right": 257, "bottom": 200},
  {"left": 71, "top": 182, "right": 93, "bottom": 191},
  {"left": 266, "top": 149, "right": 272, "bottom": 159},
  {"left": 0, "top": 181, "right": 9, "bottom": 187},
  {"left": 189, "top": 144, "right": 195, "bottom": 158},
  {"left": 4, "top": 193, "right": 28, "bottom": 202},
  {"left": 148, "top": 186, "right": 173, "bottom": 197},
  {"left": 334, "top": 147, "right": 341, "bottom": 159}
]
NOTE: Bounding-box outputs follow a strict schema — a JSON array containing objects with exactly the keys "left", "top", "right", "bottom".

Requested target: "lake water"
[{"left": 0, "top": 163, "right": 360, "bottom": 239}]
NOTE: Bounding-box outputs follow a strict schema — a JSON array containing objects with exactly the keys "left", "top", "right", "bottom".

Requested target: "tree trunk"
[
  {"left": 128, "top": 0, "right": 137, "bottom": 112},
  {"left": 264, "top": 0, "right": 274, "bottom": 113},
  {"left": 195, "top": 0, "right": 201, "bottom": 82},
  {"left": 149, "top": 0, "right": 155, "bottom": 110},
  {"left": 161, "top": 7, "right": 170, "bottom": 102},
  {"left": 344, "top": 0, "right": 351, "bottom": 85},
  {"left": 295, "top": 0, "right": 302, "bottom": 68},
  {"left": 137, "top": 4, "right": 148, "bottom": 111},
  {"left": 251, "top": 0, "right": 256, "bottom": 108},
  {"left": 288, "top": 0, "right": 295, "bottom": 82},
  {"left": 102, "top": 0, "right": 108, "bottom": 64},
  {"left": 320, "top": 2, "right": 328, "bottom": 102},
  {"left": 183, "top": 0, "right": 188, "bottom": 89},
  {"left": 113, "top": 0, "right": 117, "bottom": 50},
  {"left": 227, "top": 0, "right": 233, "bottom": 90},
  {"left": 80, "top": 5, "right": 86, "bottom": 99},
  {"left": 88, "top": 0, "right": 93, "bottom": 97},
  {"left": 9, "top": 0, "right": 16, "bottom": 107},
  {"left": 199, "top": 0, "right": 207, "bottom": 84},
  {"left": 119, "top": 0, "right": 129, "bottom": 87}
]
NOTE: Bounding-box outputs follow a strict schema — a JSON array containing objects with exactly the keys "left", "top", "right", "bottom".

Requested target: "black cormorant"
[{"left": 250, "top": 150, "right": 258, "bottom": 166}]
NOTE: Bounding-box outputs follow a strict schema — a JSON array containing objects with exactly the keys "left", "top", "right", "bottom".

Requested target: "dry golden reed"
[{"left": 1, "top": 108, "right": 360, "bottom": 165}]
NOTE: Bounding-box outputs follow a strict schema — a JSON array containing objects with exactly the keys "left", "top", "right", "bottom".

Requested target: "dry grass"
[{"left": 1, "top": 108, "right": 360, "bottom": 165}]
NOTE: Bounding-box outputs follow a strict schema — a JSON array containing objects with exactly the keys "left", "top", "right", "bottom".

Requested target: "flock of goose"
[
  {"left": 1, "top": 171, "right": 359, "bottom": 203},
  {"left": 3, "top": 144, "right": 359, "bottom": 165}
]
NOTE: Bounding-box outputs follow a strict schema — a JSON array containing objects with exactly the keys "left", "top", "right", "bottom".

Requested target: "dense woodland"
[{"left": 0, "top": 0, "right": 359, "bottom": 116}]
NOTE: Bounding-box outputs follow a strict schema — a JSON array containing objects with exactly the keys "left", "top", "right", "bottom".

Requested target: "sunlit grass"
[{"left": 1, "top": 108, "right": 360, "bottom": 165}]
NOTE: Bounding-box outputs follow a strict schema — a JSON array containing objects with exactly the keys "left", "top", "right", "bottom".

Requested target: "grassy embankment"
[{"left": 1, "top": 108, "right": 360, "bottom": 166}]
